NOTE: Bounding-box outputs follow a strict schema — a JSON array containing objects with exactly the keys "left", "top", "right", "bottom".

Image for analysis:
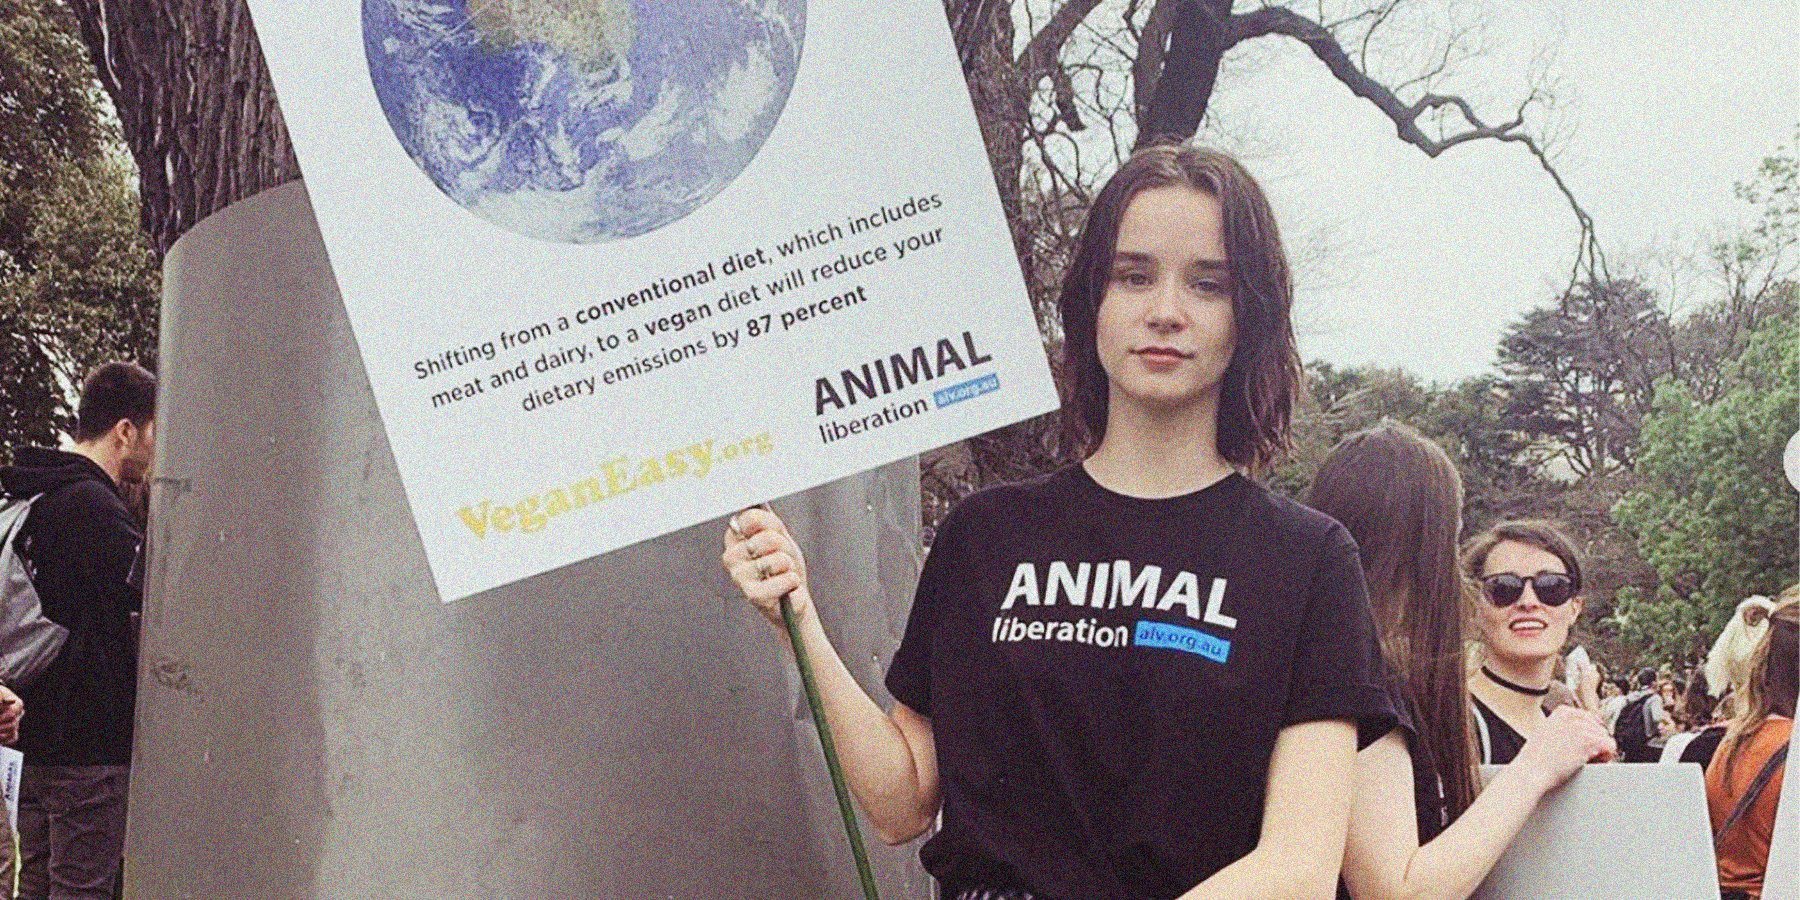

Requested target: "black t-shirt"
[
  {"left": 1681, "top": 724, "right": 1728, "bottom": 768},
  {"left": 1390, "top": 684, "right": 1451, "bottom": 843},
  {"left": 1471, "top": 695, "right": 1528, "bottom": 765},
  {"left": 1336, "top": 683, "right": 1452, "bottom": 900},
  {"left": 885, "top": 465, "right": 1397, "bottom": 900}
]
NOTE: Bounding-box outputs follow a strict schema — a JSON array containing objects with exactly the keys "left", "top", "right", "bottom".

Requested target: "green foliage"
[
  {"left": 1612, "top": 314, "right": 1799, "bottom": 664},
  {"left": 0, "top": 0, "right": 158, "bottom": 455},
  {"left": 1274, "top": 362, "right": 1539, "bottom": 524},
  {"left": 0, "top": 0, "right": 108, "bottom": 201},
  {"left": 1274, "top": 275, "right": 1791, "bottom": 674},
  {"left": 1682, "top": 131, "right": 1800, "bottom": 403},
  {"left": 1271, "top": 362, "right": 1437, "bottom": 498},
  {"left": 1712, "top": 127, "right": 1799, "bottom": 307}
]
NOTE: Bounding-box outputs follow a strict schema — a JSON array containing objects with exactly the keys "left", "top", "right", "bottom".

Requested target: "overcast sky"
[{"left": 1190, "top": 0, "right": 1797, "bottom": 384}]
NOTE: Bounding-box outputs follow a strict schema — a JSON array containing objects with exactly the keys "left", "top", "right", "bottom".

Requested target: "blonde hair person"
[
  {"left": 1706, "top": 592, "right": 1798, "bottom": 899},
  {"left": 1709, "top": 595, "right": 1780, "bottom": 719}
]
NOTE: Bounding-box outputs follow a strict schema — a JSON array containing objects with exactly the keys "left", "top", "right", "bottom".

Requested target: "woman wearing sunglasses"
[
  {"left": 1462, "top": 521, "right": 1595, "bottom": 764},
  {"left": 1310, "top": 428, "right": 1614, "bottom": 899}
]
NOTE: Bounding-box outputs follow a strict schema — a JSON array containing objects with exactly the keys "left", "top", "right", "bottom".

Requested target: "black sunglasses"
[{"left": 1480, "top": 572, "right": 1579, "bottom": 607}]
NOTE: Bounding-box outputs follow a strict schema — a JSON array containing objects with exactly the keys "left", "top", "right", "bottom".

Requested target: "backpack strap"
[
  {"left": 0, "top": 493, "right": 36, "bottom": 547},
  {"left": 1, "top": 483, "right": 79, "bottom": 566},
  {"left": 1616, "top": 694, "right": 1650, "bottom": 744},
  {"left": 1714, "top": 742, "right": 1788, "bottom": 844},
  {"left": 0, "top": 491, "right": 43, "bottom": 565}
]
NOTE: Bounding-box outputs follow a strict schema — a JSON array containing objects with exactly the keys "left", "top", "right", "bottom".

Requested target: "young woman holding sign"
[
  {"left": 722, "top": 145, "right": 1396, "bottom": 899},
  {"left": 1308, "top": 425, "right": 1614, "bottom": 900}
]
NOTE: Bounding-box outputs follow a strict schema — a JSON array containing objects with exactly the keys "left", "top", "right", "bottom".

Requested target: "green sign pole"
[{"left": 779, "top": 591, "right": 881, "bottom": 900}]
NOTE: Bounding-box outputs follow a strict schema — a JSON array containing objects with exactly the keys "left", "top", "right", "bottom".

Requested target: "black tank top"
[{"left": 1471, "top": 695, "right": 1529, "bottom": 764}]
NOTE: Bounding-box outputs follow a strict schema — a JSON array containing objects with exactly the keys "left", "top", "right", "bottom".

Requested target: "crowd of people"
[
  {"left": 722, "top": 144, "right": 1795, "bottom": 899},
  {"left": 1593, "top": 594, "right": 1790, "bottom": 772}
]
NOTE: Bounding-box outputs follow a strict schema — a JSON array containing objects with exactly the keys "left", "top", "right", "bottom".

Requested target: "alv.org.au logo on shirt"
[{"left": 990, "top": 560, "right": 1239, "bottom": 663}]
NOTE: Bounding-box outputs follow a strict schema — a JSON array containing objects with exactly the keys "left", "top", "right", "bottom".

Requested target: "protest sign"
[
  {"left": 0, "top": 745, "right": 19, "bottom": 831},
  {"left": 1474, "top": 763, "right": 1719, "bottom": 899},
  {"left": 241, "top": 0, "right": 1060, "bottom": 600},
  {"left": 1763, "top": 727, "right": 1799, "bottom": 900}
]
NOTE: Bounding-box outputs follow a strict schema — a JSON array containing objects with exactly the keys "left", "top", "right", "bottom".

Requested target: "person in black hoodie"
[{"left": 2, "top": 361, "right": 155, "bottom": 900}]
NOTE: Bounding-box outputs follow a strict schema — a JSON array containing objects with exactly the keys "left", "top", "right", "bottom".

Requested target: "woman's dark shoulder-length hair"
[
  {"left": 1460, "top": 519, "right": 1584, "bottom": 591},
  {"left": 1057, "top": 142, "right": 1300, "bottom": 473}
]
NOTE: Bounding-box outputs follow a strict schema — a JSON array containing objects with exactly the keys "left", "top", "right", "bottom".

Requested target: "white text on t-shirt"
[{"left": 998, "top": 560, "right": 1238, "bottom": 629}]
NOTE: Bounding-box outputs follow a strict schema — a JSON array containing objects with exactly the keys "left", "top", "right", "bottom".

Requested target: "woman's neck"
[
  {"left": 1084, "top": 392, "right": 1232, "bottom": 498},
  {"left": 1472, "top": 652, "right": 1557, "bottom": 721},
  {"left": 1484, "top": 652, "right": 1556, "bottom": 689}
]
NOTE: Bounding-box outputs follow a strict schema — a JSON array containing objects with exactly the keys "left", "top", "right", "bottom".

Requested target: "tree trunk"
[
  {"left": 954, "top": 1, "right": 1034, "bottom": 269},
  {"left": 64, "top": 0, "right": 297, "bottom": 255},
  {"left": 1135, "top": 0, "right": 1230, "bottom": 147}
]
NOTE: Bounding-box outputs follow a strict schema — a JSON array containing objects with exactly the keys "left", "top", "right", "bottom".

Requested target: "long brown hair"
[
  {"left": 1058, "top": 143, "right": 1300, "bottom": 472},
  {"left": 1718, "top": 592, "right": 1799, "bottom": 778},
  {"left": 1307, "top": 422, "right": 1478, "bottom": 820}
]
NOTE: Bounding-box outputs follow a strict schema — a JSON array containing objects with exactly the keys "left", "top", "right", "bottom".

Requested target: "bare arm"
[
  {"left": 784, "top": 606, "right": 942, "bottom": 843},
  {"left": 1180, "top": 719, "right": 1358, "bottom": 899},
  {"left": 1342, "top": 706, "right": 1616, "bottom": 900},
  {"left": 723, "top": 508, "right": 942, "bottom": 844}
]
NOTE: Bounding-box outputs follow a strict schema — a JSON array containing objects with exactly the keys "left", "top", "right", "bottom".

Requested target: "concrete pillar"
[{"left": 127, "top": 180, "right": 934, "bottom": 899}]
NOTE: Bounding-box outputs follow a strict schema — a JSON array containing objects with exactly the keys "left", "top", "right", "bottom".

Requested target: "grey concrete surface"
[{"left": 125, "top": 180, "right": 934, "bottom": 899}]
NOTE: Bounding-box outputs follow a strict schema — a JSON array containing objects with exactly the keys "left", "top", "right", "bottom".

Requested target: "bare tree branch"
[
  {"left": 1228, "top": 4, "right": 1606, "bottom": 282},
  {"left": 1356, "top": 1, "right": 1403, "bottom": 74},
  {"left": 1135, "top": 0, "right": 1231, "bottom": 144},
  {"left": 1046, "top": 62, "right": 1087, "bottom": 132},
  {"left": 1130, "top": 0, "right": 1180, "bottom": 125},
  {"left": 948, "top": 0, "right": 1002, "bottom": 69},
  {"left": 1018, "top": 0, "right": 1107, "bottom": 84}
]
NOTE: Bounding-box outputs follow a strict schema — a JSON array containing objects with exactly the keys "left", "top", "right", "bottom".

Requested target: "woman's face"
[
  {"left": 1095, "top": 186, "right": 1236, "bottom": 422},
  {"left": 1475, "top": 539, "right": 1583, "bottom": 667}
]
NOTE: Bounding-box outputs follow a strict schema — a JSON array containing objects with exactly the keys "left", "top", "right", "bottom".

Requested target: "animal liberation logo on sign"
[{"left": 243, "top": 0, "right": 1060, "bottom": 600}]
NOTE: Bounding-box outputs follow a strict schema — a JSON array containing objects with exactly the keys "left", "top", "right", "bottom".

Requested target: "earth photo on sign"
[{"left": 361, "top": 0, "right": 805, "bottom": 244}]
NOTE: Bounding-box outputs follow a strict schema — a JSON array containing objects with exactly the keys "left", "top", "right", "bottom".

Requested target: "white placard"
[
  {"left": 1762, "top": 727, "right": 1798, "bottom": 900},
  {"left": 242, "top": 1, "right": 1060, "bottom": 600},
  {"left": 1475, "top": 763, "right": 1720, "bottom": 899},
  {"left": 0, "top": 746, "right": 20, "bottom": 832}
]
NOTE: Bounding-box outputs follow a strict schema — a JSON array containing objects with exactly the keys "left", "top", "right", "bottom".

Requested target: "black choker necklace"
[{"left": 1482, "top": 666, "right": 1550, "bottom": 697}]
